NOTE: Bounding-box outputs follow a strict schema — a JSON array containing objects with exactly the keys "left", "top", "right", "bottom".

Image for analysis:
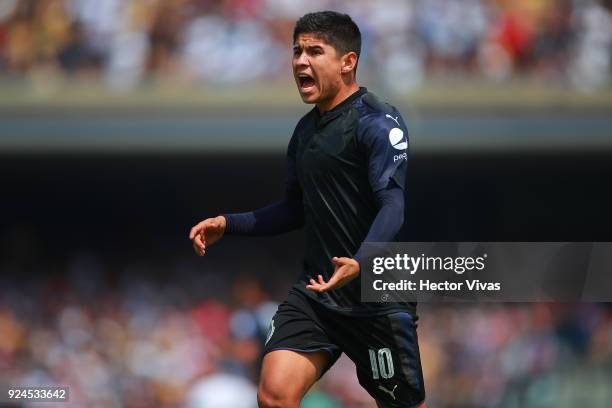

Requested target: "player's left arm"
[
  {"left": 306, "top": 185, "right": 404, "bottom": 292},
  {"left": 307, "top": 109, "right": 409, "bottom": 293}
]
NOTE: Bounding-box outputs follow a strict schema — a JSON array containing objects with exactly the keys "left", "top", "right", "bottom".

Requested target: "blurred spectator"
[
  {"left": 185, "top": 372, "right": 258, "bottom": 408},
  {"left": 0, "top": 0, "right": 609, "bottom": 91},
  {"left": 569, "top": 0, "right": 612, "bottom": 91}
]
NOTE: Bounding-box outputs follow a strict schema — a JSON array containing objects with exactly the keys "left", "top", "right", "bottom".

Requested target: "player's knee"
[{"left": 257, "top": 383, "right": 300, "bottom": 408}]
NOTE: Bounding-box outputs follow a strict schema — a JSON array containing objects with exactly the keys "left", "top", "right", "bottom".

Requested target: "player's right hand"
[{"left": 189, "top": 216, "right": 226, "bottom": 256}]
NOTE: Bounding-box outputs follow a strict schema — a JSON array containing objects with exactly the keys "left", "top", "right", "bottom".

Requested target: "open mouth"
[{"left": 297, "top": 73, "right": 316, "bottom": 91}]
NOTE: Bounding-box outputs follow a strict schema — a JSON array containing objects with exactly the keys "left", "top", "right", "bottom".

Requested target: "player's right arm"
[
  {"left": 189, "top": 131, "right": 303, "bottom": 256},
  {"left": 189, "top": 215, "right": 227, "bottom": 256}
]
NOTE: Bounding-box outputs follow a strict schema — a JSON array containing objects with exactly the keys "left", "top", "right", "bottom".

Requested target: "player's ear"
[{"left": 341, "top": 51, "right": 358, "bottom": 74}]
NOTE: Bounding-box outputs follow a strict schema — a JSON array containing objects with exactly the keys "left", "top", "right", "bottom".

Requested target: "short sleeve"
[{"left": 357, "top": 109, "right": 409, "bottom": 192}]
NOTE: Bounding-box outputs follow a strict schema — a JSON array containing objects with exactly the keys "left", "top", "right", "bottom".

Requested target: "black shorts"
[{"left": 263, "top": 289, "right": 425, "bottom": 408}]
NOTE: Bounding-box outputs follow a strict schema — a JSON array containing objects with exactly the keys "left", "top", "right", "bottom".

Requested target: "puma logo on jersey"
[
  {"left": 385, "top": 114, "right": 400, "bottom": 126},
  {"left": 378, "top": 384, "right": 398, "bottom": 400}
]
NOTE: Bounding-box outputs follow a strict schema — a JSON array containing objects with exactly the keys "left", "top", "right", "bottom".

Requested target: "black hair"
[{"left": 293, "top": 11, "right": 361, "bottom": 59}]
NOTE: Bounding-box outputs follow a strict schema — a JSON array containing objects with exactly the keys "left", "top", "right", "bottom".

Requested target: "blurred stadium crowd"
[
  {"left": 0, "top": 0, "right": 610, "bottom": 92},
  {"left": 1, "top": 251, "right": 611, "bottom": 408},
  {"left": 1, "top": 1, "right": 612, "bottom": 408}
]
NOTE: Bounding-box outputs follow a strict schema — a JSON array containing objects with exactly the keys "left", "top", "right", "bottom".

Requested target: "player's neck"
[{"left": 317, "top": 82, "right": 360, "bottom": 114}]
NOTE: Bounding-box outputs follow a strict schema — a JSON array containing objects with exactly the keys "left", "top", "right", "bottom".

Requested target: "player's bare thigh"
[{"left": 258, "top": 349, "right": 330, "bottom": 408}]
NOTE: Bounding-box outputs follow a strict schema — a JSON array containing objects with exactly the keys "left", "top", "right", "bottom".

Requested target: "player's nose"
[{"left": 293, "top": 51, "right": 309, "bottom": 67}]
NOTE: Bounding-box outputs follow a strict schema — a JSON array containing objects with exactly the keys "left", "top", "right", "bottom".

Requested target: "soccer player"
[{"left": 189, "top": 11, "right": 426, "bottom": 408}]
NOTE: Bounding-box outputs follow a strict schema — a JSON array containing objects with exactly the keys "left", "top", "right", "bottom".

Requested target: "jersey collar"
[{"left": 315, "top": 87, "right": 368, "bottom": 127}]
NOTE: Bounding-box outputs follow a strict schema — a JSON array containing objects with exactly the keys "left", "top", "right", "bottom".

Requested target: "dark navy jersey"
[{"left": 286, "top": 87, "right": 413, "bottom": 315}]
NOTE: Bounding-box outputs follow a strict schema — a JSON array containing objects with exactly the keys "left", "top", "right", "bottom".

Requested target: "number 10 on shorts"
[{"left": 369, "top": 348, "right": 395, "bottom": 379}]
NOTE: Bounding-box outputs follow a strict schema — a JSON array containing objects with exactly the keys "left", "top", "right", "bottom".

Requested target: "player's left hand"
[{"left": 306, "top": 257, "right": 360, "bottom": 292}]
